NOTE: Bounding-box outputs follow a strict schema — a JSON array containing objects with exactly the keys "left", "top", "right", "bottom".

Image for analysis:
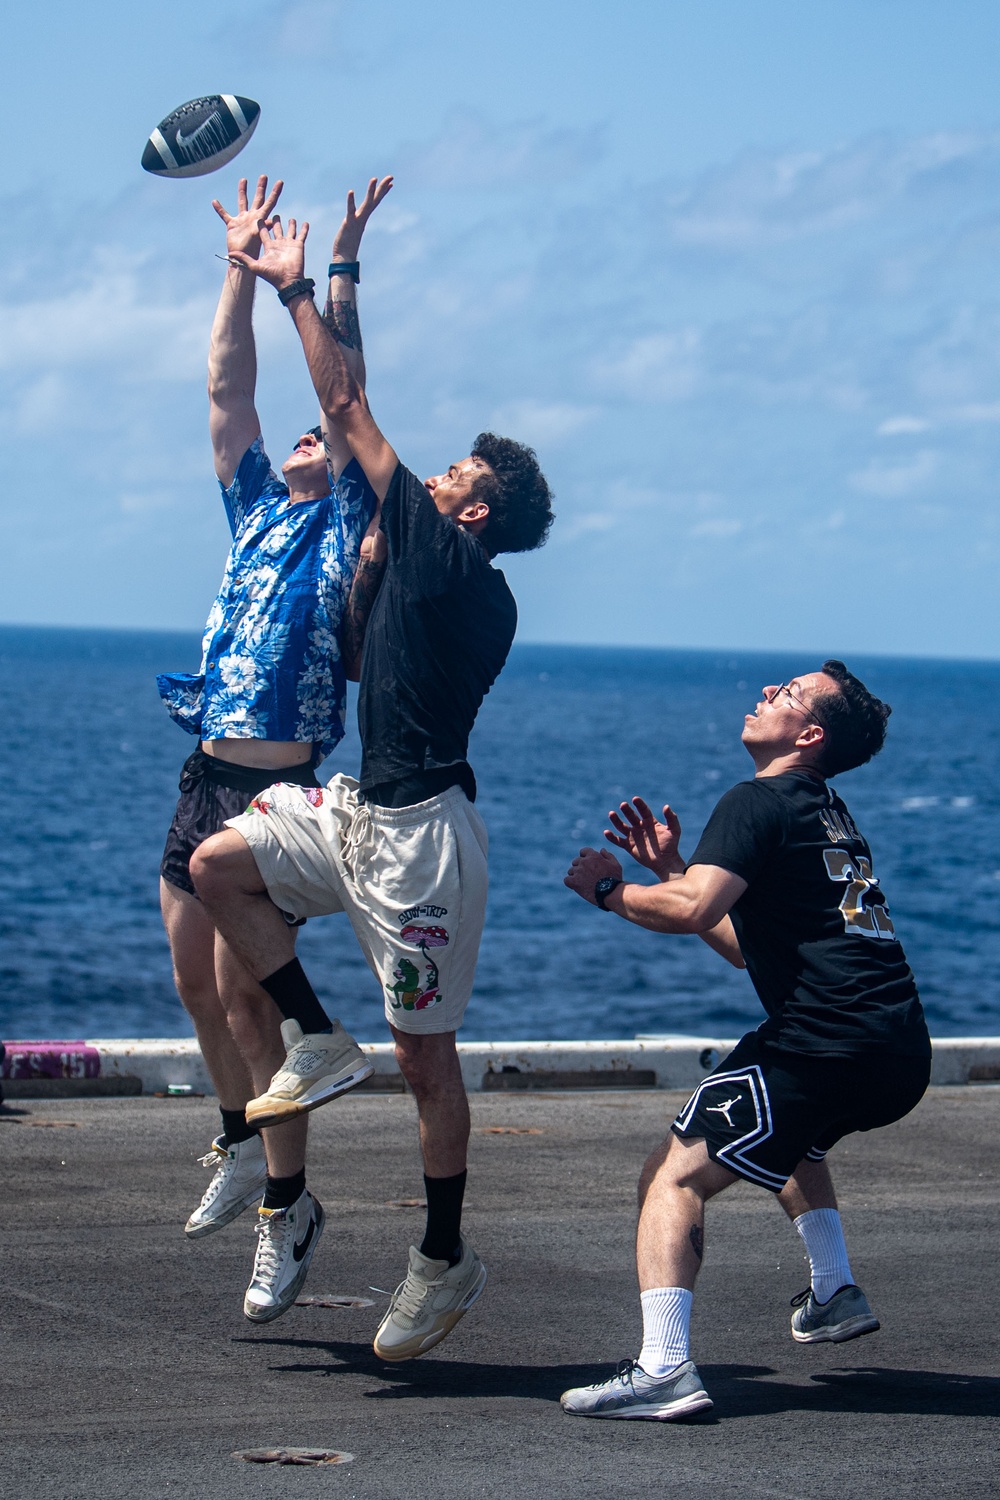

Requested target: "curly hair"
[
  {"left": 469, "top": 432, "right": 554, "bottom": 555},
  {"left": 810, "top": 659, "right": 892, "bottom": 777}
]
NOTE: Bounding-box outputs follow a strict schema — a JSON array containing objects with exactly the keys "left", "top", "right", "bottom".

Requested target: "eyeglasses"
[{"left": 764, "top": 682, "right": 829, "bottom": 732}]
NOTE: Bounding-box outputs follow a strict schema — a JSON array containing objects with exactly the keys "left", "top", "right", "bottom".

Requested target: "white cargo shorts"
[{"left": 225, "top": 773, "right": 488, "bottom": 1034}]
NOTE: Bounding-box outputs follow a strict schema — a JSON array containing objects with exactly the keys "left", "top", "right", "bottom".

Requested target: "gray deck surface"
[{"left": 3, "top": 1086, "right": 997, "bottom": 1499}]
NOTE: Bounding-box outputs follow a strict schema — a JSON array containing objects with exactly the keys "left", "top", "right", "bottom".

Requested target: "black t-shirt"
[
  {"left": 688, "top": 770, "right": 929, "bottom": 1058},
  {"left": 357, "top": 463, "right": 517, "bottom": 797}
]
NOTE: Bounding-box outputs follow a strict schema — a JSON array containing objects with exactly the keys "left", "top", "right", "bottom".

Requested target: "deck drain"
[
  {"left": 234, "top": 1448, "right": 354, "bottom": 1466},
  {"left": 295, "top": 1294, "right": 375, "bottom": 1309}
]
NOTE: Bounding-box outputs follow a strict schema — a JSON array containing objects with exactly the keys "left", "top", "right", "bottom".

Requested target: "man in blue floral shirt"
[{"left": 156, "top": 174, "right": 390, "bottom": 1319}]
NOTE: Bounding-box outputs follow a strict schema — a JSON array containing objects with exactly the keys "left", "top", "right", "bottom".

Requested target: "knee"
[
  {"left": 394, "top": 1035, "right": 461, "bottom": 1099},
  {"left": 189, "top": 832, "right": 244, "bottom": 904}
]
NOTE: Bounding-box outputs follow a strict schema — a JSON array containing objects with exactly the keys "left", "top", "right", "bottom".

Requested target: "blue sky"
[{"left": 3, "top": 0, "right": 1000, "bottom": 656}]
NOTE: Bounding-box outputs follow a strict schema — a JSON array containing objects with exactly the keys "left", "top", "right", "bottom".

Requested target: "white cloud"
[
  {"left": 849, "top": 449, "right": 939, "bottom": 497},
  {"left": 486, "top": 400, "right": 598, "bottom": 448},
  {"left": 593, "top": 330, "right": 702, "bottom": 403},
  {"left": 877, "top": 415, "right": 930, "bottom": 435},
  {"left": 688, "top": 518, "right": 743, "bottom": 538}
]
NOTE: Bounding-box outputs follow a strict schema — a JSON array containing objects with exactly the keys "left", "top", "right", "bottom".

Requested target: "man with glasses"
[{"left": 561, "top": 659, "right": 930, "bottom": 1421}]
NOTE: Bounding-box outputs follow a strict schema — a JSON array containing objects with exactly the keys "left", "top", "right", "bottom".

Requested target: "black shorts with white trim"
[{"left": 672, "top": 1029, "right": 930, "bottom": 1192}]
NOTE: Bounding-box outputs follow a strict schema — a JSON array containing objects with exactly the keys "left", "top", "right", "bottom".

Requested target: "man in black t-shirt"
[
  {"left": 561, "top": 660, "right": 930, "bottom": 1422},
  {"left": 191, "top": 206, "right": 554, "bottom": 1362}
]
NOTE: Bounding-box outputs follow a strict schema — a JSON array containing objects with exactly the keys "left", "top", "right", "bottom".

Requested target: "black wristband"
[
  {"left": 328, "top": 261, "right": 360, "bottom": 282},
  {"left": 277, "top": 277, "right": 316, "bottom": 307},
  {"left": 595, "top": 876, "right": 622, "bottom": 911}
]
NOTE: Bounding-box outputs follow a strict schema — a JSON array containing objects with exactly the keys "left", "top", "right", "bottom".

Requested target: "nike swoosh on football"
[
  {"left": 175, "top": 115, "right": 220, "bottom": 150},
  {"left": 292, "top": 1215, "right": 317, "bottom": 1262}
]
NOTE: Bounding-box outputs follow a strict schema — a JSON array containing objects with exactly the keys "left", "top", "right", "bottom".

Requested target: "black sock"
[
  {"left": 260, "top": 958, "right": 332, "bottom": 1034},
  {"left": 220, "top": 1108, "right": 258, "bottom": 1148},
  {"left": 262, "top": 1169, "right": 306, "bottom": 1211},
  {"left": 419, "top": 1170, "right": 467, "bottom": 1265}
]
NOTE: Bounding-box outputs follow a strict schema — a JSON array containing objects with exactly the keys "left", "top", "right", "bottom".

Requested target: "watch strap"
[
  {"left": 277, "top": 277, "right": 316, "bottom": 306},
  {"left": 595, "top": 877, "right": 622, "bottom": 911},
  {"left": 328, "top": 261, "right": 360, "bottom": 283}
]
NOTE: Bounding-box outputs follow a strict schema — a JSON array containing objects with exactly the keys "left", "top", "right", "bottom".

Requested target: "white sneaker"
[
  {"left": 373, "top": 1239, "right": 487, "bottom": 1361},
  {"left": 245, "top": 1019, "right": 374, "bottom": 1128},
  {"left": 243, "top": 1190, "right": 325, "bottom": 1323},
  {"left": 184, "top": 1134, "right": 266, "bottom": 1239}
]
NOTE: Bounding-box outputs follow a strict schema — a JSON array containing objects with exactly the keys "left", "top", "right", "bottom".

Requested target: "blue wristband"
[{"left": 328, "top": 261, "right": 360, "bottom": 283}]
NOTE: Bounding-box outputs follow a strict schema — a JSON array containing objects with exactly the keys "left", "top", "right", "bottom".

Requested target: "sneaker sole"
[
  {"left": 792, "top": 1314, "right": 881, "bottom": 1344},
  {"left": 243, "top": 1202, "right": 326, "bottom": 1324},
  {"left": 561, "top": 1392, "right": 714, "bottom": 1421},
  {"left": 373, "top": 1262, "right": 488, "bottom": 1362},
  {"left": 184, "top": 1179, "right": 267, "bottom": 1239},
  {"left": 245, "top": 1062, "right": 375, "bottom": 1128}
]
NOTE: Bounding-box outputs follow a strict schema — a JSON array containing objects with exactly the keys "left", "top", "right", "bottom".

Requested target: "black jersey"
[
  {"left": 357, "top": 463, "right": 517, "bottom": 798},
  {"left": 688, "top": 770, "right": 929, "bottom": 1059}
]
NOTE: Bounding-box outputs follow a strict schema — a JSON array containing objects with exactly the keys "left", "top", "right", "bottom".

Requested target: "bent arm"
[
  {"left": 208, "top": 267, "right": 261, "bottom": 488},
  {"left": 604, "top": 863, "right": 748, "bottom": 936}
]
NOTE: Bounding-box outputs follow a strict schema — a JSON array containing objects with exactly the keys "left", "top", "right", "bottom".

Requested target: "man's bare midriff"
[{"left": 201, "top": 738, "right": 315, "bottom": 769}]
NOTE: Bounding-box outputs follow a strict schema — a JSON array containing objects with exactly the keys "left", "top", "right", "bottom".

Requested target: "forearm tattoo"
[
  {"left": 341, "top": 555, "right": 387, "bottom": 668},
  {"left": 322, "top": 297, "right": 363, "bottom": 351},
  {"left": 689, "top": 1224, "right": 704, "bottom": 1262}
]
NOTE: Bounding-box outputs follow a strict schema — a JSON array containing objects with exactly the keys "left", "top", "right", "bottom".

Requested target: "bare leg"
[
  {"left": 190, "top": 829, "right": 296, "bottom": 980},
  {"left": 636, "top": 1133, "right": 738, "bottom": 1292},
  {"left": 777, "top": 1157, "right": 838, "bottom": 1220},
  {"left": 214, "top": 934, "right": 308, "bottom": 1179},
  {"left": 391, "top": 1029, "right": 469, "bottom": 1178},
  {"left": 160, "top": 878, "right": 253, "bottom": 1111}
]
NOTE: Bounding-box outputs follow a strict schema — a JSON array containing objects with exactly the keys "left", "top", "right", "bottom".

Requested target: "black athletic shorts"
[
  {"left": 672, "top": 1029, "right": 930, "bottom": 1192},
  {"left": 160, "top": 748, "right": 321, "bottom": 897}
]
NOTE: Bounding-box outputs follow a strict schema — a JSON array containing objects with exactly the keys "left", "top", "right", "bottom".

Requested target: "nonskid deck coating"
[{"left": 3, "top": 1087, "right": 998, "bottom": 1499}]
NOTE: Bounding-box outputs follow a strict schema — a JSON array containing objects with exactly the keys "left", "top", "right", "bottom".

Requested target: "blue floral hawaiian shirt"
[{"left": 157, "top": 437, "right": 376, "bottom": 761}]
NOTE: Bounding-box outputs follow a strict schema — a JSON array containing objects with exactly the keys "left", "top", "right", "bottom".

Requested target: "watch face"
[{"left": 596, "top": 877, "right": 616, "bottom": 896}]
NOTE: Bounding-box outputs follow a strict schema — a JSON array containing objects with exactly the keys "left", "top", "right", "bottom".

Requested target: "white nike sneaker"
[
  {"left": 373, "top": 1239, "right": 487, "bottom": 1361},
  {"left": 184, "top": 1134, "right": 267, "bottom": 1239},
  {"left": 245, "top": 1019, "right": 374, "bottom": 1128},
  {"left": 243, "top": 1190, "right": 325, "bottom": 1323}
]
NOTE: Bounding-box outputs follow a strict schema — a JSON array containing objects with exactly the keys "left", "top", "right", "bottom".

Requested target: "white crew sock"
[
  {"left": 637, "top": 1287, "right": 693, "bottom": 1376},
  {"left": 793, "top": 1208, "right": 854, "bottom": 1303}
]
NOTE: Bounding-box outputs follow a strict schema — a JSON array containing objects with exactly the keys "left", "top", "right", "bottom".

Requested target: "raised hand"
[
  {"left": 604, "top": 796, "right": 684, "bottom": 879},
  {"left": 564, "top": 846, "right": 623, "bottom": 905},
  {"left": 332, "top": 176, "right": 394, "bottom": 264},
  {"left": 211, "top": 175, "right": 283, "bottom": 260},
  {"left": 227, "top": 216, "right": 309, "bottom": 291}
]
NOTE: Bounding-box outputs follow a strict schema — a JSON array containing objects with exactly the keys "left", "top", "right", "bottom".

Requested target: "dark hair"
[
  {"left": 469, "top": 432, "right": 554, "bottom": 555},
  {"left": 809, "top": 659, "right": 891, "bottom": 777}
]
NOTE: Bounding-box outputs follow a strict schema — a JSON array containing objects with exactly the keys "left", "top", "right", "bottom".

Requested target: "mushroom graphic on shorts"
[{"left": 399, "top": 924, "right": 449, "bottom": 1009}]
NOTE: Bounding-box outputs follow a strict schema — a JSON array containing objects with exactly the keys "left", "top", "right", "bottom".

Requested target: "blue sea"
[{"left": 1, "top": 625, "right": 998, "bottom": 1042}]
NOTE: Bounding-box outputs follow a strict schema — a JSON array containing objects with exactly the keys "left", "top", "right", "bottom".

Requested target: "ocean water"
[{"left": 1, "top": 625, "right": 998, "bottom": 1042}]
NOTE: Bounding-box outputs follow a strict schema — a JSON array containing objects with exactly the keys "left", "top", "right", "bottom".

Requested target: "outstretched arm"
[
  {"left": 207, "top": 176, "right": 282, "bottom": 487},
  {"left": 603, "top": 797, "right": 746, "bottom": 968},
  {"left": 318, "top": 176, "right": 393, "bottom": 480},
  {"left": 565, "top": 843, "right": 748, "bottom": 945},
  {"left": 227, "top": 214, "right": 400, "bottom": 501}
]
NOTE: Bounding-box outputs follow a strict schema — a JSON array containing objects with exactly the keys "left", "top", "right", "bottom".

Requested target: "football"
[{"left": 141, "top": 95, "right": 261, "bottom": 179}]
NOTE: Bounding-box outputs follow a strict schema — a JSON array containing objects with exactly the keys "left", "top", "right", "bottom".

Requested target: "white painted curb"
[{"left": 81, "top": 1035, "right": 1000, "bottom": 1095}]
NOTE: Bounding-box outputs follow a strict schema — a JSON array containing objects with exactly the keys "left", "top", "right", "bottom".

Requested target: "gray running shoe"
[
  {"left": 790, "top": 1284, "right": 881, "bottom": 1343},
  {"left": 560, "top": 1359, "right": 713, "bottom": 1421}
]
